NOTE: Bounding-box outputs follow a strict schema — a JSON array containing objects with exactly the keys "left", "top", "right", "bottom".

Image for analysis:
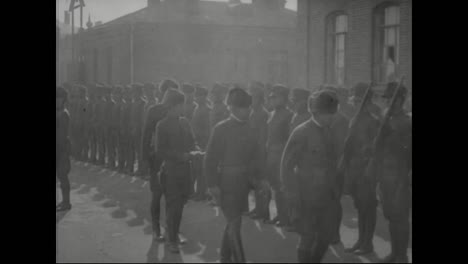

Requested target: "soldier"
[
  {"left": 74, "top": 86, "right": 86, "bottom": 161},
  {"left": 103, "top": 86, "right": 117, "bottom": 169},
  {"left": 368, "top": 82, "right": 412, "bottom": 263},
  {"left": 191, "top": 86, "right": 211, "bottom": 201},
  {"left": 127, "top": 83, "right": 146, "bottom": 176},
  {"left": 57, "top": 86, "right": 72, "bottom": 212},
  {"left": 337, "top": 83, "right": 380, "bottom": 254},
  {"left": 79, "top": 86, "right": 90, "bottom": 162},
  {"left": 281, "top": 90, "right": 341, "bottom": 263},
  {"left": 207, "top": 83, "right": 230, "bottom": 206},
  {"left": 264, "top": 85, "right": 293, "bottom": 227},
  {"left": 139, "top": 83, "right": 159, "bottom": 177},
  {"left": 329, "top": 89, "right": 350, "bottom": 245},
  {"left": 209, "top": 83, "right": 229, "bottom": 129},
  {"left": 290, "top": 88, "right": 311, "bottom": 133},
  {"left": 246, "top": 82, "right": 270, "bottom": 221},
  {"left": 88, "top": 85, "right": 98, "bottom": 164},
  {"left": 119, "top": 85, "right": 133, "bottom": 174},
  {"left": 205, "top": 87, "right": 268, "bottom": 263},
  {"left": 181, "top": 83, "right": 197, "bottom": 121},
  {"left": 142, "top": 79, "right": 178, "bottom": 241},
  {"left": 110, "top": 86, "right": 124, "bottom": 171},
  {"left": 154, "top": 89, "right": 198, "bottom": 253},
  {"left": 95, "top": 85, "right": 107, "bottom": 166}
]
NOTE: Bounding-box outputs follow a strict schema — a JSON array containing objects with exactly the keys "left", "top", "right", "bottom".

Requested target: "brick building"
[
  {"left": 297, "top": 0, "right": 412, "bottom": 91},
  {"left": 77, "top": 0, "right": 298, "bottom": 87}
]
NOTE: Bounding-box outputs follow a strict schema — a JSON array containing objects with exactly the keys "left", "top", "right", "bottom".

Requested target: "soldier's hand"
[{"left": 208, "top": 187, "right": 221, "bottom": 205}]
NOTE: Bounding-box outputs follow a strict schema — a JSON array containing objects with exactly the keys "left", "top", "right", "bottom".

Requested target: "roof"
[{"left": 94, "top": 0, "right": 296, "bottom": 30}]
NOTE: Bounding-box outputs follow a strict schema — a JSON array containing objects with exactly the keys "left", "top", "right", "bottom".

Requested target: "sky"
[{"left": 56, "top": 0, "right": 297, "bottom": 25}]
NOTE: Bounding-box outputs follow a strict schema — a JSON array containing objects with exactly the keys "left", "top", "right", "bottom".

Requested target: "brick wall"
[{"left": 298, "top": 0, "right": 412, "bottom": 91}]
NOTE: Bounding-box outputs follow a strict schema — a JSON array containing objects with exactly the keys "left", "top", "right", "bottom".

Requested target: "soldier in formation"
[
  {"left": 205, "top": 87, "right": 268, "bottom": 262},
  {"left": 60, "top": 77, "right": 411, "bottom": 263},
  {"left": 56, "top": 86, "right": 72, "bottom": 212}
]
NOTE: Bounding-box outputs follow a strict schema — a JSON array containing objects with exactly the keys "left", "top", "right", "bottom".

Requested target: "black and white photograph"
[{"left": 56, "top": 0, "right": 412, "bottom": 262}]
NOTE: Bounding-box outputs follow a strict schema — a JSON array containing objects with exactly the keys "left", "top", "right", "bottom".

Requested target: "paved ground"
[{"left": 56, "top": 161, "right": 412, "bottom": 263}]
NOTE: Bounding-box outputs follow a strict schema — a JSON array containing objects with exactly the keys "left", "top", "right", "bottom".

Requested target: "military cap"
[
  {"left": 113, "top": 85, "right": 123, "bottom": 94},
  {"left": 143, "top": 82, "right": 155, "bottom": 91},
  {"left": 56, "top": 86, "right": 68, "bottom": 100},
  {"left": 194, "top": 86, "right": 208, "bottom": 98},
  {"left": 181, "top": 83, "right": 195, "bottom": 94},
  {"left": 160, "top": 79, "right": 179, "bottom": 95},
  {"left": 163, "top": 88, "right": 185, "bottom": 108},
  {"left": 248, "top": 83, "right": 265, "bottom": 98},
  {"left": 211, "top": 83, "right": 227, "bottom": 95},
  {"left": 383, "top": 81, "right": 408, "bottom": 99},
  {"left": 309, "top": 90, "right": 339, "bottom": 115},
  {"left": 226, "top": 87, "right": 252, "bottom": 108},
  {"left": 270, "top": 84, "right": 290, "bottom": 99},
  {"left": 291, "top": 88, "right": 311, "bottom": 101}
]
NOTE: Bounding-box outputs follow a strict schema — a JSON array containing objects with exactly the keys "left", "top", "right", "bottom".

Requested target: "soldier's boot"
[
  {"left": 380, "top": 222, "right": 398, "bottom": 263},
  {"left": 356, "top": 208, "right": 377, "bottom": 255},
  {"left": 252, "top": 189, "right": 271, "bottom": 222},
  {"left": 393, "top": 220, "right": 410, "bottom": 263},
  {"left": 229, "top": 216, "right": 245, "bottom": 263},
  {"left": 311, "top": 239, "right": 330, "bottom": 263},
  {"left": 345, "top": 209, "right": 365, "bottom": 253},
  {"left": 57, "top": 175, "right": 72, "bottom": 212},
  {"left": 220, "top": 226, "right": 233, "bottom": 263},
  {"left": 330, "top": 201, "right": 343, "bottom": 245}
]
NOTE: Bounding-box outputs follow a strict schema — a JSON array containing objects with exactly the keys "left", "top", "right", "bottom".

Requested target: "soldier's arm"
[
  {"left": 181, "top": 118, "right": 198, "bottom": 151},
  {"left": 280, "top": 127, "right": 304, "bottom": 195},
  {"left": 58, "top": 111, "right": 71, "bottom": 153},
  {"left": 204, "top": 125, "right": 224, "bottom": 188},
  {"left": 141, "top": 107, "right": 156, "bottom": 160}
]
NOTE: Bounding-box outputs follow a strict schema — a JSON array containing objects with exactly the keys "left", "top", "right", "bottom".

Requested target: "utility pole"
[
  {"left": 71, "top": 4, "right": 75, "bottom": 82},
  {"left": 305, "top": 0, "right": 311, "bottom": 90}
]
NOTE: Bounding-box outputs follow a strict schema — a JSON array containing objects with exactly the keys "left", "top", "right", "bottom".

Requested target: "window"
[
  {"left": 373, "top": 4, "right": 400, "bottom": 83},
  {"left": 93, "top": 48, "right": 98, "bottom": 83},
  {"left": 326, "top": 13, "right": 347, "bottom": 86},
  {"left": 268, "top": 51, "right": 288, "bottom": 84}
]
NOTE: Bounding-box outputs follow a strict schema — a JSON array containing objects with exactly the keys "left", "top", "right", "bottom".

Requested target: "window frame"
[
  {"left": 372, "top": 2, "right": 401, "bottom": 84},
  {"left": 325, "top": 11, "right": 348, "bottom": 86}
]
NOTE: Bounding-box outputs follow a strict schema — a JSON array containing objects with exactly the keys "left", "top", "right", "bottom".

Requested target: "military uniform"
[
  {"left": 57, "top": 87, "right": 72, "bottom": 211},
  {"left": 74, "top": 86, "right": 87, "bottom": 161},
  {"left": 95, "top": 85, "right": 107, "bottom": 166},
  {"left": 209, "top": 83, "right": 229, "bottom": 129},
  {"left": 339, "top": 83, "right": 380, "bottom": 253},
  {"left": 281, "top": 90, "right": 341, "bottom": 263},
  {"left": 119, "top": 86, "right": 133, "bottom": 173},
  {"left": 181, "top": 83, "right": 197, "bottom": 121},
  {"left": 247, "top": 83, "right": 270, "bottom": 220},
  {"left": 154, "top": 89, "right": 196, "bottom": 251},
  {"left": 79, "top": 87, "right": 90, "bottom": 161},
  {"left": 370, "top": 84, "right": 412, "bottom": 263},
  {"left": 88, "top": 85, "right": 99, "bottom": 164},
  {"left": 191, "top": 86, "right": 211, "bottom": 200},
  {"left": 264, "top": 85, "right": 293, "bottom": 226},
  {"left": 142, "top": 102, "right": 169, "bottom": 239},
  {"left": 127, "top": 84, "right": 146, "bottom": 175},
  {"left": 103, "top": 86, "right": 117, "bottom": 169},
  {"left": 204, "top": 88, "right": 265, "bottom": 263}
]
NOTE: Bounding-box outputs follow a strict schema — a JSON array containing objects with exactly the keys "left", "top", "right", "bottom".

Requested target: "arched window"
[
  {"left": 325, "top": 13, "right": 348, "bottom": 86},
  {"left": 373, "top": 3, "right": 400, "bottom": 83}
]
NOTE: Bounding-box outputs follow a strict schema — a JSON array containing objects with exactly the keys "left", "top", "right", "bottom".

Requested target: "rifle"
[
  {"left": 336, "top": 81, "right": 374, "bottom": 195},
  {"left": 366, "top": 77, "right": 407, "bottom": 180}
]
